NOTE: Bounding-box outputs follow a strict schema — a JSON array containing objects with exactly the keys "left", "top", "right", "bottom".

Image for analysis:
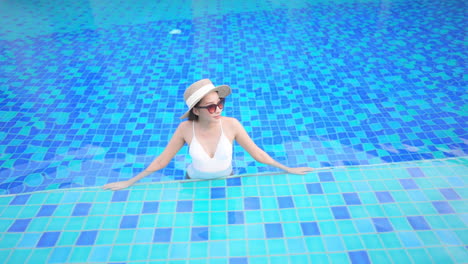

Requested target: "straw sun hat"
[{"left": 180, "top": 79, "right": 231, "bottom": 119}]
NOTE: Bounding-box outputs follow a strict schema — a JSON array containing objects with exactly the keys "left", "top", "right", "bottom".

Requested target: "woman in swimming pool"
[{"left": 103, "top": 79, "right": 313, "bottom": 191}]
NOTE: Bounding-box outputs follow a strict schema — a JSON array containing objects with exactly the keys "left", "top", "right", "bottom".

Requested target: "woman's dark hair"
[
  {"left": 188, "top": 108, "right": 198, "bottom": 121},
  {"left": 188, "top": 101, "right": 200, "bottom": 121}
]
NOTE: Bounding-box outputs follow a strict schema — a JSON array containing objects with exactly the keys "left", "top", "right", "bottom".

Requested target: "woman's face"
[{"left": 193, "top": 91, "right": 223, "bottom": 121}]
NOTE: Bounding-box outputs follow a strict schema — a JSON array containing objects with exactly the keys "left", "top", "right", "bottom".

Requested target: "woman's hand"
[
  {"left": 102, "top": 180, "right": 133, "bottom": 191},
  {"left": 286, "top": 167, "right": 314, "bottom": 175}
]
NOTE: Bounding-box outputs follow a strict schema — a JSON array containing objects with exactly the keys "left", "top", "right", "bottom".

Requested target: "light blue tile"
[
  {"left": 49, "top": 247, "right": 72, "bottom": 263},
  {"left": 228, "top": 240, "right": 248, "bottom": 257},
  {"left": 248, "top": 239, "right": 267, "bottom": 255},
  {"left": 69, "top": 247, "right": 92, "bottom": 263},
  {"left": 17, "top": 233, "right": 41, "bottom": 248},
  {"left": 129, "top": 244, "right": 151, "bottom": 261},
  {"left": 57, "top": 232, "right": 80, "bottom": 246},
  {"left": 286, "top": 238, "right": 307, "bottom": 254},
  {"left": 325, "top": 236, "right": 345, "bottom": 252},
  {"left": 267, "top": 239, "right": 287, "bottom": 255},
  {"left": 209, "top": 241, "right": 228, "bottom": 257},
  {"left": 399, "top": 232, "right": 423, "bottom": 247}
]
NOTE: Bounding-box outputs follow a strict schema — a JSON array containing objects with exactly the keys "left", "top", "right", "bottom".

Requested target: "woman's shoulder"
[
  {"left": 221, "top": 116, "right": 244, "bottom": 131},
  {"left": 178, "top": 120, "right": 193, "bottom": 131}
]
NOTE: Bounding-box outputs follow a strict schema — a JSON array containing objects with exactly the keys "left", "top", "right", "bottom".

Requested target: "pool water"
[{"left": 0, "top": 0, "right": 466, "bottom": 263}]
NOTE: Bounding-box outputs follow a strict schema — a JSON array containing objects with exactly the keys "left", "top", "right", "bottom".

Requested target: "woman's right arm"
[{"left": 102, "top": 122, "right": 187, "bottom": 191}]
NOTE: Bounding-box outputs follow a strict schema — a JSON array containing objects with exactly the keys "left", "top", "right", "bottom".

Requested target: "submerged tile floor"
[{"left": 0, "top": 157, "right": 466, "bottom": 263}]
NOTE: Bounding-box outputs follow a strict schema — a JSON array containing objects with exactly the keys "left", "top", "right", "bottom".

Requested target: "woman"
[{"left": 103, "top": 79, "right": 313, "bottom": 191}]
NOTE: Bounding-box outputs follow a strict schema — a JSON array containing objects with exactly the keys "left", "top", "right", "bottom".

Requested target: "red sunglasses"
[{"left": 195, "top": 98, "right": 225, "bottom": 114}]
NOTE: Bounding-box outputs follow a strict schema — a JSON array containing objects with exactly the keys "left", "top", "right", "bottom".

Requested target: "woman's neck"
[{"left": 196, "top": 118, "right": 220, "bottom": 130}]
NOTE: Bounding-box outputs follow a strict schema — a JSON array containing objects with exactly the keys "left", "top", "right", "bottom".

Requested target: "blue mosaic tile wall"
[
  {"left": 0, "top": 158, "right": 466, "bottom": 263},
  {"left": 0, "top": 0, "right": 467, "bottom": 194}
]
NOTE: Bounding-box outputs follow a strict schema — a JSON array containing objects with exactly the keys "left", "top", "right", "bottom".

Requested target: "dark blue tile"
[
  {"left": 37, "top": 232, "right": 61, "bottom": 247},
  {"left": 277, "top": 196, "right": 295, "bottom": 208},
  {"left": 407, "top": 216, "right": 431, "bottom": 230},
  {"left": 244, "top": 197, "right": 260, "bottom": 210},
  {"left": 439, "top": 188, "right": 461, "bottom": 200},
  {"left": 76, "top": 230, "right": 98, "bottom": 245},
  {"left": 407, "top": 167, "right": 425, "bottom": 177},
  {"left": 331, "top": 206, "right": 351, "bottom": 219},
  {"left": 176, "top": 200, "right": 193, "bottom": 212},
  {"left": 8, "top": 218, "right": 31, "bottom": 232},
  {"left": 300, "top": 222, "right": 320, "bottom": 236},
  {"left": 10, "top": 194, "right": 31, "bottom": 205},
  {"left": 306, "top": 183, "right": 323, "bottom": 194},
  {"left": 153, "top": 228, "right": 172, "bottom": 243},
  {"left": 375, "top": 191, "right": 395, "bottom": 203},
  {"left": 191, "top": 227, "right": 209, "bottom": 241},
  {"left": 318, "top": 172, "right": 335, "bottom": 182},
  {"left": 72, "top": 203, "right": 92, "bottom": 216},
  {"left": 211, "top": 187, "right": 226, "bottom": 199},
  {"left": 228, "top": 211, "right": 244, "bottom": 224},
  {"left": 432, "top": 201, "right": 455, "bottom": 214},
  {"left": 120, "top": 215, "right": 139, "bottom": 229},
  {"left": 372, "top": 218, "right": 393, "bottom": 232},
  {"left": 399, "top": 179, "right": 419, "bottom": 189},
  {"left": 37, "top": 205, "right": 58, "bottom": 217},
  {"left": 343, "top": 193, "right": 362, "bottom": 205},
  {"left": 348, "top": 251, "right": 371, "bottom": 264},
  {"left": 227, "top": 177, "right": 242, "bottom": 186},
  {"left": 111, "top": 190, "right": 129, "bottom": 202},
  {"left": 230, "top": 257, "right": 248, "bottom": 264},
  {"left": 264, "top": 223, "right": 284, "bottom": 238},
  {"left": 142, "top": 202, "right": 159, "bottom": 214}
]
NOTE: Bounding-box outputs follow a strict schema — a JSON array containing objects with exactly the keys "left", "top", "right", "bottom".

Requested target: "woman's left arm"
[{"left": 232, "top": 118, "right": 314, "bottom": 175}]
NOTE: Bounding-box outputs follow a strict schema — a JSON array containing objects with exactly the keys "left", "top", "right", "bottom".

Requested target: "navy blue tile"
[
  {"left": 76, "top": 230, "right": 98, "bottom": 245},
  {"left": 375, "top": 191, "right": 395, "bottom": 203},
  {"left": 191, "top": 227, "right": 209, "bottom": 241},
  {"left": 230, "top": 257, "right": 248, "bottom": 264},
  {"left": 372, "top": 218, "right": 393, "bottom": 232},
  {"left": 300, "top": 222, "right": 320, "bottom": 236},
  {"left": 407, "top": 216, "right": 431, "bottom": 230},
  {"left": 8, "top": 218, "right": 31, "bottom": 232},
  {"left": 153, "top": 228, "right": 172, "bottom": 243},
  {"left": 264, "top": 223, "right": 284, "bottom": 238},
  {"left": 228, "top": 211, "right": 244, "bottom": 224},
  {"left": 120, "top": 215, "right": 139, "bottom": 229},
  {"left": 227, "top": 177, "right": 242, "bottom": 186},
  {"left": 439, "top": 188, "right": 461, "bottom": 200},
  {"left": 142, "top": 202, "right": 159, "bottom": 214},
  {"left": 432, "top": 201, "right": 455, "bottom": 214},
  {"left": 348, "top": 251, "right": 371, "bottom": 264},
  {"left": 318, "top": 172, "right": 335, "bottom": 182},
  {"left": 407, "top": 167, "right": 425, "bottom": 177},
  {"left": 244, "top": 197, "right": 261, "bottom": 210},
  {"left": 111, "top": 190, "right": 129, "bottom": 202},
  {"left": 36, "top": 205, "right": 58, "bottom": 217},
  {"left": 331, "top": 206, "right": 351, "bottom": 219},
  {"left": 343, "top": 193, "right": 362, "bottom": 205},
  {"left": 211, "top": 187, "right": 226, "bottom": 199},
  {"left": 399, "top": 179, "right": 419, "bottom": 189},
  {"left": 37, "top": 232, "right": 61, "bottom": 247},
  {"left": 10, "top": 194, "right": 31, "bottom": 205},
  {"left": 306, "top": 183, "right": 323, "bottom": 194},
  {"left": 277, "top": 196, "right": 295, "bottom": 208},
  {"left": 72, "top": 203, "right": 92, "bottom": 216},
  {"left": 176, "top": 200, "right": 193, "bottom": 212}
]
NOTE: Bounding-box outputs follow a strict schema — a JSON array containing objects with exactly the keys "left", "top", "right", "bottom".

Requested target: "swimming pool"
[{"left": 0, "top": 0, "right": 466, "bottom": 263}]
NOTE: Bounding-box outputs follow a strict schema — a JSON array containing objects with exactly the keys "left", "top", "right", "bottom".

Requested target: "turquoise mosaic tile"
[{"left": 0, "top": 158, "right": 466, "bottom": 263}]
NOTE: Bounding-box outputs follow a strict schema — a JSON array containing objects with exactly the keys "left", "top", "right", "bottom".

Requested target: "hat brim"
[{"left": 180, "top": 85, "right": 231, "bottom": 119}]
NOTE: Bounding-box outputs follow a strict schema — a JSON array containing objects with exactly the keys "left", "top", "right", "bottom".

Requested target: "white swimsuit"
[{"left": 187, "top": 120, "right": 233, "bottom": 179}]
